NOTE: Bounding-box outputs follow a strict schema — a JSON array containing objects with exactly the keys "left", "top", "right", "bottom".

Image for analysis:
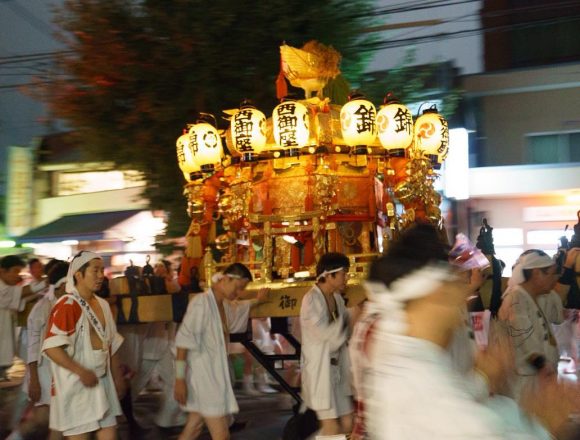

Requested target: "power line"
[
  {"left": 367, "top": 0, "right": 580, "bottom": 47},
  {"left": 3, "top": 2, "right": 580, "bottom": 89},
  {"left": 356, "top": 13, "right": 580, "bottom": 51},
  {"left": 0, "top": 50, "right": 74, "bottom": 66},
  {"left": 351, "top": 0, "right": 480, "bottom": 19},
  {"left": 356, "top": 0, "right": 580, "bottom": 22},
  {"left": 0, "top": 80, "right": 52, "bottom": 90}
]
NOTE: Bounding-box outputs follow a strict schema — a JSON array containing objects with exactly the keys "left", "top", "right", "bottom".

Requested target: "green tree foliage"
[{"left": 45, "top": 0, "right": 376, "bottom": 238}]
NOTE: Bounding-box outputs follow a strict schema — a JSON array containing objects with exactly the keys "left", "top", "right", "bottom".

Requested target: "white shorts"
[
  {"left": 314, "top": 364, "right": 353, "bottom": 420},
  {"left": 62, "top": 374, "right": 118, "bottom": 436},
  {"left": 62, "top": 412, "right": 117, "bottom": 436}
]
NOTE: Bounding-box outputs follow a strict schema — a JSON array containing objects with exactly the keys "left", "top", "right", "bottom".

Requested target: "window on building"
[
  {"left": 526, "top": 132, "right": 580, "bottom": 164},
  {"left": 570, "top": 133, "right": 580, "bottom": 162}
]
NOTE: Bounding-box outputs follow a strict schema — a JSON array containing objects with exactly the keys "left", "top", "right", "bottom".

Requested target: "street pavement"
[
  {"left": 128, "top": 388, "right": 294, "bottom": 439},
  {"left": 1, "top": 359, "right": 296, "bottom": 440}
]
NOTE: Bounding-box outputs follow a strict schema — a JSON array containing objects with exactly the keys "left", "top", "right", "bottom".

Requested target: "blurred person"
[
  {"left": 16, "top": 258, "right": 47, "bottom": 375},
  {"left": 155, "top": 259, "right": 182, "bottom": 294},
  {"left": 498, "top": 250, "right": 561, "bottom": 399},
  {"left": 359, "top": 225, "right": 555, "bottom": 439},
  {"left": 177, "top": 258, "right": 204, "bottom": 294},
  {"left": 7, "top": 261, "right": 69, "bottom": 440},
  {"left": 15, "top": 259, "right": 47, "bottom": 361},
  {"left": 27, "top": 258, "right": 44, "bottom": 284},
  {"left": 554, "top": 248, "right": 580, "bottom": 374},
  {"left": 240, "top": 318, "right": 279, "bottom": 395},
  {"left": 173, "top": 263, "right": 269, "bottom": 440},
  {"left": 0, "top": 255, "right": 47, "bottom": 381},
  {"left": 9, "top": 258, "right": 60, "bottom": 431},
  {"left": 42, "top": 251, "right": 126, "bottom": 439},
  {"left": 128, "top": 320, "right": 186, "bottom": 431},
  {"left": 300, "top": 252, "right": 353, "bottom": 438}
]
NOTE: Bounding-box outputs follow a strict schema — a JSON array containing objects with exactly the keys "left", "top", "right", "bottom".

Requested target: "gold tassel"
[
  {"left": 185, "top": 221, "right": 203, "bottom": 258},
  {"left": 186, "top": 235, "right": 202, "bottom": 259}
]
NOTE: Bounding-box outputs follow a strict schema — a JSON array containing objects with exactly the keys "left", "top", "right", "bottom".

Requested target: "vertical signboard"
[{"left": 5, "top": 146, "right": 33, "bottom": 237}]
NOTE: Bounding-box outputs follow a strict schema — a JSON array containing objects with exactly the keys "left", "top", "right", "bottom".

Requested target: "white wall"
[{"left": 36, "top": 187, "right": 149, "bottom": 226}]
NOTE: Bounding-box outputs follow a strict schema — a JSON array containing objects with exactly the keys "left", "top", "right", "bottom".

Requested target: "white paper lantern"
[
  {"left": 272, "top": 99, "right": 309, "bottom": 150},
  {"left": 414, "top": 106, "right": 449, "bottom": 168},
  {"left": 230, "top": 103, "right": 267, "bottom": 160},
  {"left": 377, "top": 98, "right": 413, "bottom": 157},
  {"left": 340, "top": 94, "right": 377, "bottom": 149},
  {"left": 188, "top": 121, "right": 224, "bottom": 173},
  {"left": 176, "top": 133, "right": 201, "bottom": 181}
]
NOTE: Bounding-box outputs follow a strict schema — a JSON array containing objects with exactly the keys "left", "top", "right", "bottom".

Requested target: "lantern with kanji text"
[
  {"left": 230, "top": 101, "right": 267, "bottom": 161},
  {"left": 377, "top": 94, "right": 414, "bottom": 157},
  {"left": 176, "top": 132, "right": 202, "bottom": 182},
  {"left": 272, "top": 97, "right": 310, "bottom": 154},
  {"left": 188, "top": 115, "right": 224, "bottom": 173},
  {"left": 413, "top": 105, "right": 449, "bottom": 169},
  {"left": 340, "top": 92, "right": 377, "bottom": 154}
]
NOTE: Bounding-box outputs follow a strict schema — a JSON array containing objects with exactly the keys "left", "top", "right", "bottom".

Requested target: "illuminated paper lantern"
[
  {"left": 176, "top": 133, "right": 201, "bottom": 181},
  {"left": 414, "top": 105, "right": 449, "bottom": 168},
  {"left": 377, "top": 96, "right": 413, "bottom": 157},
  {"left": 230, "top": 101, "right": 267, "bottom": 161},
  {"left": 272, "top": 98, "right": 309, "bottom": 151},
  {"left": 340, "top": 93, "right": 377, "bottom": 151},
  {"left": 188, "top": 121, "right": 224, "bottom": 173}
]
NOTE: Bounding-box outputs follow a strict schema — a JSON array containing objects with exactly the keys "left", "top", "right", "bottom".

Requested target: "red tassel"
[{"left": 276, "top": 56, "right": 288, "bottom": 100}]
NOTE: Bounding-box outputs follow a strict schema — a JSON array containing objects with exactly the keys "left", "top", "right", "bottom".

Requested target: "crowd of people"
[{"left": 0, "top": 221, "right": 580, "bottom": 440}]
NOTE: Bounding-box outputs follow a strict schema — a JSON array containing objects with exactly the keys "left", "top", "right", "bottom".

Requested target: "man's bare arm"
[
  {"left": 44, "top": 346, "right": 98, "bottom": 387},
  {"left": 20, "top": 280, "right": 48, "bottom": 300},
  {"left": 174, "top": 347, "right": 188, "bottom": 405}
]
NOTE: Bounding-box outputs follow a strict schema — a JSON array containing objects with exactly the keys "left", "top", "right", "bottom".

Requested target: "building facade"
[{"left": 460, "top": 0, "right": 580, "bottom": 272}]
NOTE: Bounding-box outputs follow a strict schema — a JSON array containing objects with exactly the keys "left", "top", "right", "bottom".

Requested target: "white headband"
[
  {"left": 316, "top": 266, "right": 347, "bottom": 281},
  {"left": 65, "top": 251, "right": 102, "bottom": 294},
  {"left": 364, "top": 263, "right": 453, "bottom": 335},
  {"left": 53, "top": 277, "right": 67, "bottom": 289},
  {"left": 507, "top": 251, "right": 555, "bottom": 289},
  {"left": 210, "top": 272, "right": 245, "bottom": 284}
]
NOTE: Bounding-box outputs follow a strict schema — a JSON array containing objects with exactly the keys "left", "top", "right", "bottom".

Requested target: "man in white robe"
[
  {"left": 0, "top": 255, "right": 47, "bottom": 381},
  {"left": 498, "top": 250, "right": 561, "bottom": 399},
  {"left": 174, "top": 262, "right": 268, "bottom": 440},
  {"left": 7, "top": 261, "right": 69, "bottom": 440},
  {"left": 358, "top": 225, "right": 560, "bottom": 440},
  {"left": 43, "top": 251, "right": 125, "bottom": 439},
  {"left": 300, "top": 252, "right": 353, "bottom": 438}
]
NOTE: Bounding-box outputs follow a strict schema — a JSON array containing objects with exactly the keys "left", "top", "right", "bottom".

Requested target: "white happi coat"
[
  {"left": 0, "top": 278, "right": 24, "bottom": 367},
  {"left": 300, "top": 285, "right": 352, "bottom": 412},
  {"left": 365, "top": 333, "right": 550, "bottom": 439},
  {"left": 175, "top": 289, "right": 250, "bottom": 417},
  {"left": 536, "top": 291, "right": 564, "bottom": 326},
  {"left": 25, "top": 289, "right": 57, "bottom": 406},
  {"left": 42, "top": 293, "right": 124, "bottom": 432},
  {"left": 499, "top": 286, "right": 560, "bottom": 378}
]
